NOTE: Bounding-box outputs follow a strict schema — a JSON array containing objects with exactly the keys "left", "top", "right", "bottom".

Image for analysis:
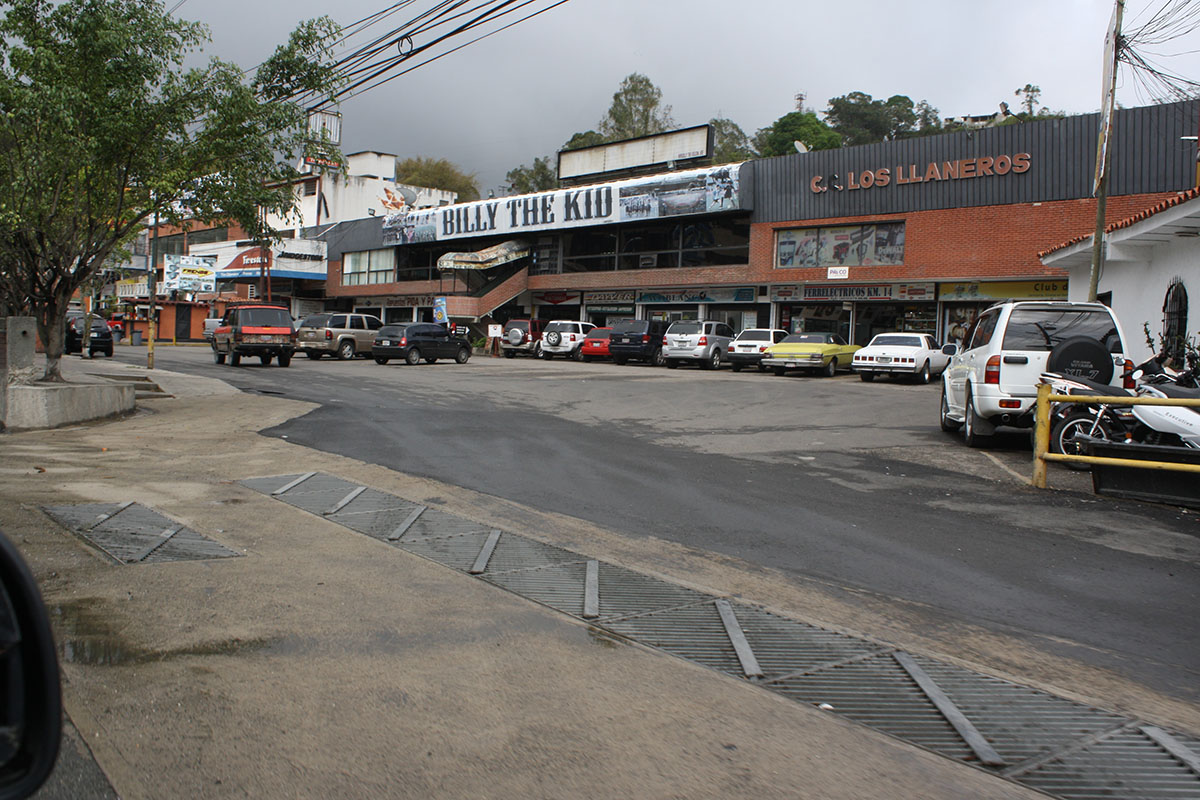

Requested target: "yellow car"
[{"left": 761, "top": 332, "right": 862, "bottom": 377}]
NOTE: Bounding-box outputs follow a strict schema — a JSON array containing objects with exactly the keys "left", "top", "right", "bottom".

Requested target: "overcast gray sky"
[{"left": 179, "top": 0, "right": 1200, "bottom": 192}]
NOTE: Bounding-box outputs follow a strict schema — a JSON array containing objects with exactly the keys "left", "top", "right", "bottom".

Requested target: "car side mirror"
[
  {"left": 941, "top": 343, "right": 958, "bottom": 356},
  {"left": 0, "top": 531, "right": 61, "bottom": 798}
]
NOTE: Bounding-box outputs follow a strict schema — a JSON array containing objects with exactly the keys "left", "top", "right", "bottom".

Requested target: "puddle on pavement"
[{"left": 51, "top": 600, "right": 284, "bottom": 667}]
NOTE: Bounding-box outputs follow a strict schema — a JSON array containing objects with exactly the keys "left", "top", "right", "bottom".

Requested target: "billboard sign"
[{"left": 162, "top": 254, "right": 217, "bottom": 293}]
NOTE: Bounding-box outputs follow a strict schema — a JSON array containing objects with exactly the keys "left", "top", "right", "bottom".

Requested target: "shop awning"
[{"left": 437, "top": 240, "right": 529, "bottom": 271}]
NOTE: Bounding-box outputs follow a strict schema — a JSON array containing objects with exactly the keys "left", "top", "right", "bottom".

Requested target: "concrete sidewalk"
[{"left": 0, "top": 359, "right": 1067, "bottom": 798}]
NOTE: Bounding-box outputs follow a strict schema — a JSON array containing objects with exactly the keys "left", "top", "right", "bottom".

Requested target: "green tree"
[
  {"left": 0, "top": 0, "right": 342, "bottom": 381},
  {"left": 824, "top": 92, "right": 918, "bottom": 146},
  {"left": 753, "top": 111, "right": 840, "bottom": 156},
  {"left": 709, "top": 117, "right": 755, "bottom": 163},
  {"left": 561, "top": 130, "right": 606, "bottom": 151},
  {"left": 597, "top": 72, "right": 675, "bottom": 141},
  {"left": 395, "top": 157, "right": 480, "bottom": 202},
  {"left": 506, "top": 156, "right": 558, "bottom": 194}
]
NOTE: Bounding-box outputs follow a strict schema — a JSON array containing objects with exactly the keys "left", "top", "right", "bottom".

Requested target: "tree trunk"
[{"left": 36, "top": 296, "right": 70, "bottom": 383}]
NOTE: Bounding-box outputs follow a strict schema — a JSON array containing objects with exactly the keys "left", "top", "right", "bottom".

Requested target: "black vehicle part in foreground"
[{"left": 0, "top": 529, "right": 61, "bottom": 800}]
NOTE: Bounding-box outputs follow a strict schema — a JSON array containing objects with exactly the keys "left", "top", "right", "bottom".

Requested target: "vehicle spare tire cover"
[
  {"left": 507, "top": 328, "right": 524, "bottom": 345},
  {"left": 1046, "top": 336, "right": 1114, "bottom": 383},
  {"left": 545, "top": 331, "right": 561, "bottom": 346}
]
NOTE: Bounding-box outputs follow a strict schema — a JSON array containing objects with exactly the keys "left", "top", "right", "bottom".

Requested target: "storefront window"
[
  {"left": 776, "top": 222, "right": 905, "bottom": 269},
  {"left": 343, "top": 248, "right": 396, "bottom": 286}
]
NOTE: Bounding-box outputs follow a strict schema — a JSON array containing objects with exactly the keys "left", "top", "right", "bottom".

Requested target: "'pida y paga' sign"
[{"left": 810, "top": 153, "right": 1031, "bottom": 194}]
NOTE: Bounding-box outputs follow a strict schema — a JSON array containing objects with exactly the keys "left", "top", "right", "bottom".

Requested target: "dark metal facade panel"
[
  {"left": 750, "top": 100, "right": 1199, "bottom": 223},
  {"left": 307, "top": 216, "right": 385, "bottom": 262}
]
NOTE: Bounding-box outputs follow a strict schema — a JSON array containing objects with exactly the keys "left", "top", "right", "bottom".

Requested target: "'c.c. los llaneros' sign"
[{"left": 810, "top": 152, "right": 1031, "bottom": 194}]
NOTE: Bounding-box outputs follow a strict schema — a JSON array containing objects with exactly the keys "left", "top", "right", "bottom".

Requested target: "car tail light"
[
  {"left": 660, "top": 335, "right": 667, "bottom": 345},
  {"left": 400, "top": 336, "right": 407, "bottom": 345},
  {"left": 984, "top": 355, "right": 1002, "bottom": 384},
  {"left": 643, "top": 334, "right": 651, "bottom": 343},
  {"left": 758, "top": 346, "right": 767, "bottom": 352},
  {"left": 325, "top": 330, "right": 332, "bottom": 340},
  {"left": 1122, "top": 358, "right": 1134, "bottom": 389},
  {"left": 569, "top": 334, "right": 576, "bottom": 342},
  {"left": 698, "top": 336, "right": 708, "bottom": 346}
]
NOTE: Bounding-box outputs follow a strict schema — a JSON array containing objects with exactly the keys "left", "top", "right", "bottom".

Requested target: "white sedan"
[{"left": 852, "top": 332, "right": 950, "bottom": 384}]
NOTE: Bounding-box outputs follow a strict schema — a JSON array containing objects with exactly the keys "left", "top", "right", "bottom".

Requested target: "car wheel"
[
  {"left": 455, "top": 347, "right": 470, "bottom": 364},
  {"left": 860, "top": 371, "right": 875, "bottom": 382},
  {"left": 939, "top": 380, "right": 962, "bottom": 432},
  {"left": 374, "top": 357, "right": 388, "bottom": 365},
  {"left": 651, "top": 347, "right": 665, "bottom": 367},
  {"left": 504, "top": 350, "right": 516, "bottom": 359},
  {"left": 582, "top": 355, "right": 592, "bottom": 363},
  {"left": 306, "top": 350, "right": 322, "bottom": 360},
  {"left": 103, "top": 347, "right": 113, "bottom": 357},
  {"left": 823, "top": 358, "right": 837, "bottom": 377},
  {"left": 665, "top": 359, "right": 679, "bottom": 369},
  {"left": 756, "top": 362, "right": 767, "bottom": 373},
  {"left": 277, "top": 352, "right": 291, "bottom": 367},
  {"left": 730, "top": 363, "right": 742, "bottom": 373},
  {"left": 917, "top": 362, "right": 932, "bottom": 384},
  {"left": 213, "top": 348, "right": 226, "bottom": 365},
  {"left": 1052, "top": 413, "right": 1110, "bottom": 470},
  {"left": 260, "top": 354, "right": 273, "bottom": 366},
  {"left": 571, "top": 347, "right": 584, "bottom": 362},
  {"left": 773, "top": 367, "right": 785, "bottom": 376},
  {"left": 534, "top": 342, "right": 544, "bottom": 359},
  {"left": 405, "top": 347, "right": 421, "bottom": 366},
  {"left": 425, "top": 357, "right": 438, "bottom": 364},
  {"left": 613, "top": 357, "right": 627, "bottom": 366},
  {"left": 543, "top": 352, "right": 554, "bottom": 360},
  {"left": 962, "top": 389, "right": 992, "bottom": 448},
  {"left": 702, "top": 349, "right": 721, "bottom": 370},
  {"left": 336, "top": 340, "right": 355, "bottom": 360},
  {"left": 229, "top": 352, "right": 241, "bottom": 367}
]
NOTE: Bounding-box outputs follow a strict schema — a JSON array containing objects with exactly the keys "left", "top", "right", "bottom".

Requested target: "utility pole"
[
  {"left": 148, "top": 208, "right": 158, "bottom": 369},
  {"left": 1088, "top": 0, "right": 1124, "bottom": 303}
]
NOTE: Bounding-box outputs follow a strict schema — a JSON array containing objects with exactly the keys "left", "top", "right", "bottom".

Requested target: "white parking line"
[{"left": 982, "top": 452, "right": 1030, "bottom": 485}]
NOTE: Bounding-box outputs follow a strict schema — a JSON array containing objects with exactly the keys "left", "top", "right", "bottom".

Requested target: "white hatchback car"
[
  {"left": 662, "top": 320, "right": 736, "bottom": 370},
  {"left": 852, "top": 332, "right": 950, "bottom": 383},
  {"left": 939, "top": 301, "right": 1129, "bottom": 447},
  {"left": 540, "top": 320, "right": 596, "bottom": 360}
]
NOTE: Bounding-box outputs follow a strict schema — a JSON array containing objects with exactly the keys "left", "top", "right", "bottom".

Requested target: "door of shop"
[{"left": 175, "top": 305, "right": 192, "bottom": 340}]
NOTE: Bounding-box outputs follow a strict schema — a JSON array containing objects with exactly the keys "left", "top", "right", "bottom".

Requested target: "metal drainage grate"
[
  {"left": 42, "top": 502, "right": 240, "bottom": 565},
  {"left": 771, "top": 651, "right": 1131, "bottom": 769},
  {"left": 1013, "top": 725, "right": 1200, "bottom": 799},
  {"left": 602, "top": 600, "right": 885, "bottom": 681},
  {"left": 483, "top": 560, "right": 714, "bottom": 622},
  {"left": 398, "top": 529, "right": 586, "bottom": 574}
]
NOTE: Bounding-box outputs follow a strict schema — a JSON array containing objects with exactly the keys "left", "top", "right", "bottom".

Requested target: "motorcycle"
[{"left": 1131, "top": 368, "right": 1200, "bottom": 449}]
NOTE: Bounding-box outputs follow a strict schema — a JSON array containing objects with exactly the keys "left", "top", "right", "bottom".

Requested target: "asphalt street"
[{"left": 111, "top": 346, "right": 1200, "bottom": 709}]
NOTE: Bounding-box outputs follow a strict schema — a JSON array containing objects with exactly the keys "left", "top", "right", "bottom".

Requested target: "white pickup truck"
[{"left": 203, "top": 316, "right": 223, "bottom": 341}]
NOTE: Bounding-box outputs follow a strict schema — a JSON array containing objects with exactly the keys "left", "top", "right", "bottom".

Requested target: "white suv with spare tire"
[
  {"left": 540, "top": 320, "right": 596, "bottom": 360},
  {"left": 939, "top": 300, "right": 1129, "bottom": 447}
]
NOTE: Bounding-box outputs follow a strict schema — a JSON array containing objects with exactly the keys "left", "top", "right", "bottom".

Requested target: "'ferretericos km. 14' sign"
[{"left": 809, "top": 152, "right": 1031, "bottom": 194}]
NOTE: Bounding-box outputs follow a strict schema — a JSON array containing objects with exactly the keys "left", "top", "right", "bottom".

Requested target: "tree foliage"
[
  {"left": 506, "top": 156, "right": 557, "bottom": 194},
  {"left": 395, "top": 157, "right": 480, "bottom": 202},
  {"left": 753, "top": 111, "right": 840, "bottom": 157},
  {"left": 824, "top": 92, "right": 919, "bottom": 146},
  {"left": 709, "top": 117, "right": 755, "bottom": 164},
  {"left": 597, "top": 72, "right": 675, "bottom": 141},
  {"left": 0, "top": 0, "right": 342, "bottom": 380},
  {"left": 561, "top": 130, "right": 606, "bottom": 152}
]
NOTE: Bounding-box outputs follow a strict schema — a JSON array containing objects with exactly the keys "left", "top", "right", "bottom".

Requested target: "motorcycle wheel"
[{"left": 1051, "top": 412, "right": 1112, "bottom": 470}]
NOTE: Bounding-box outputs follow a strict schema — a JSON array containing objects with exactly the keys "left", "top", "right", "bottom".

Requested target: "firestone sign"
[{"left": 809, "top": 153, "right": 1031, "bottom": 194}]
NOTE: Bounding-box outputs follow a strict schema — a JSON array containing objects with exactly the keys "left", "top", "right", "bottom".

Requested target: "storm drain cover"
[
  {"left": 603, "top": 601, "right": 884, "bottom": 681},
  {"left": 398, "top": 530, "right": 585, "bottom": 574},
  {"left": 483, "top": 560, "right": 714, "bottom": 621},
  {"left": 42, "top": 502, "right": 240, "bottom": 565},
  {"left": 1014, "top": 725, "right": 1200, "bottom": 799},
  {"left": 771, "top": 651, "right": 1130, "bottom": 768}
]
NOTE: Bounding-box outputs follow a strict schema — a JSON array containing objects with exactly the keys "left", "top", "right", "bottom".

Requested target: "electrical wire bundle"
[{"left": 1119, "top": 0, "right": 1200, "bottom": 103}]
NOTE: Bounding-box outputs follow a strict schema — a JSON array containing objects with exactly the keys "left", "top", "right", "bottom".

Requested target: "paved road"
[{"left": 109, "top": 346, "right": 1200, "bottom": 708}]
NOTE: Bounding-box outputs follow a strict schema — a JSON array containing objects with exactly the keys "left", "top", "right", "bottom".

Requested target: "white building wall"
[{"left": 1065, "top": 238, "right": 1197, "bottom": 363}]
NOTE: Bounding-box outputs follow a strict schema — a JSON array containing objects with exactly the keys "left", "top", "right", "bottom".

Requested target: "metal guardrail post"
[{"left": 1032, "top": 383, "right": 1051, "bottom": 488}]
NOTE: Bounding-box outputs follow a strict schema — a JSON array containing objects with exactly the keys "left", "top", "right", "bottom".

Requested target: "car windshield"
[
  {"left": 300, "top": 314, "right": 331, "bottom": 328},
  {"left": 736, "top": 330, "right": 770, "bottom": 341},
  {"left": 610, "top": 319, "right": 646, "bottom": 333},
  {"left": 871, "top": 335, "right": 922, "bottom": 347},
  {"left": 241, "top": 308, "right": 292, "bottom": 326},
  {"left": 667, "top": 322, "right": 702, "bottom": 335},
  {"left": 1002, "top": 309, "right": 1122, "bottom": 352},
  {"left": 781, "top": 333, "right": 831, "bottom": 344},
  {"left": 586, "top": 329, "right": 611, "bottom": 340}
]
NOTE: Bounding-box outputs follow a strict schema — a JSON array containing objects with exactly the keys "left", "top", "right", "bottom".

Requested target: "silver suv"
[
  {"left": 297, "top": 312, "right": 384, "bottom": 360},
  {"left": 663, "top": 320, "right": 735, "bottom": 370},
  {"left": 940, "top": 301, "right": 1129, "bottom": 447},
  {"left": 540, "top": 320, "right": 596, "bottom": 361}
]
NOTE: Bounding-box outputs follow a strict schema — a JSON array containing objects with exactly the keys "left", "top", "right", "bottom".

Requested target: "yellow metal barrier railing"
[{"left": 1032, "top": 382, "right": 1200, "bottom": 488}]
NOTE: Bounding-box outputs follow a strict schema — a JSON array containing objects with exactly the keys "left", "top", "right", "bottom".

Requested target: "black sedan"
[
  {"left": 372, "top": 323, "right": 471, "bottom": 365},
  {"left": 65, "top": 317, "right": 114, "bottom": 357}
]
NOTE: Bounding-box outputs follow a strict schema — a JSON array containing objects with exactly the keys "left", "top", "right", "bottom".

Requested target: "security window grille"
[
  {"left": 1163, "top": 279, "right": 1189, "bottom": 365},
  {"left": 343, "top": 248, "right": 397, "bottom": 286}
]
